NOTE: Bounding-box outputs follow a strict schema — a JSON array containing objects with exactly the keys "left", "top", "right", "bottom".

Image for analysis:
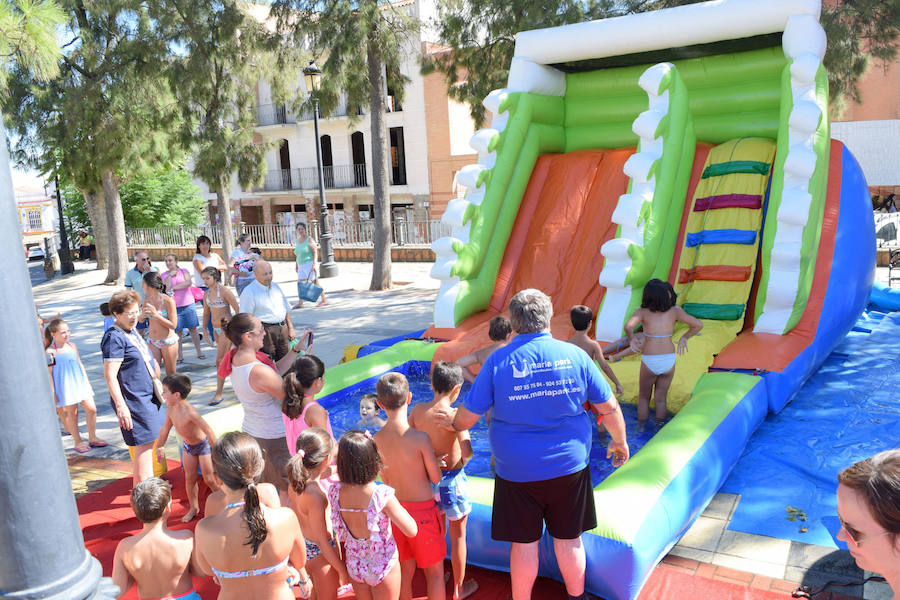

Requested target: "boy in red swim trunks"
[{"left": 375, "top": 372, "right": 445, "bottom": 600}]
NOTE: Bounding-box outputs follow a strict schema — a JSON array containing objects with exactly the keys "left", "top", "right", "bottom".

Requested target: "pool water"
[{"left": 320, "top": 364, "right": 664, "bottom": 485}]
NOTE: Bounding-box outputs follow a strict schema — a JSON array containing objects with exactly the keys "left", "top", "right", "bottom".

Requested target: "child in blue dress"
[{"left": 45, "top": 318, "right": 107, "bottom": 453}]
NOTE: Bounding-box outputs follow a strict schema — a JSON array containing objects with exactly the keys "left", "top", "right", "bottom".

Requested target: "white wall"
[{"left": 831, "top": 120, "right": 900, "bottom": 186}]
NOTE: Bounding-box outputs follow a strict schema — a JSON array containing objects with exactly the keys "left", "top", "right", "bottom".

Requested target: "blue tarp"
[{"left": 721, "top": 310, "right": 900, "bottom": 547}]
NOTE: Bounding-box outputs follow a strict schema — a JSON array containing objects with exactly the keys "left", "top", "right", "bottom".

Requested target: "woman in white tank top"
[{"left": 222, "top": 313, "right": 298, "bottom": 490}]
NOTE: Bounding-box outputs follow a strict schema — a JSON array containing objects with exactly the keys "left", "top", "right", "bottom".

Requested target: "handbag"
[
  {"left": 112, "top": 325, "right": 165, "bottom": 409},
  {"left": 297, "top": 272, "right": 323, "bottom": 303},
  {"left": 190, "top": 286, "right": 205, "bottom": 302}
]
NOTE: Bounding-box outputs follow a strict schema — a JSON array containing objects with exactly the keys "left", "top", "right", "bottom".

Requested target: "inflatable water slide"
[{"left": 223, "top": 0, "right": 875, "bottom": 598}]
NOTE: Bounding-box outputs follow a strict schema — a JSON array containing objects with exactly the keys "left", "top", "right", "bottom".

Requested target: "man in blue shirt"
[
  {"left": 123, "top": 251, "right": 157, "bottom": 334},
  {"left": 441, "top": 289, "right": 629, "bottom": 600}
]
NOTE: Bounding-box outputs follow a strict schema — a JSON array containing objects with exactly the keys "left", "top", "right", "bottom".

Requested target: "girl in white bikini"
[
  {"left": 142, "top": 271, "right": 179, "bottom": 375},
  {"left": 624, "top": 279, "right": 703, "bottom": 427},
  {"left": 201, "top": 267, "right": 240, "bottom": 406}
]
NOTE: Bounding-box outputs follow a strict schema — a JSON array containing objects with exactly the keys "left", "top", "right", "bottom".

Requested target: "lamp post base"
[{"left": 319, "top": 260, "right": 339, "bottom": 278}]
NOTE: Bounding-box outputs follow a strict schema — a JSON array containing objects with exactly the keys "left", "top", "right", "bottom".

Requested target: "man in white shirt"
[{"left": 239, "top": 259, "right": 295, "bottom": 361}]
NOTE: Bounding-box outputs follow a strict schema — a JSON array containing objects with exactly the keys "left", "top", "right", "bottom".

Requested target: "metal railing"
[
  {"left": 875, "top": 211, "right": 900, "bottom": 247},
  {"left": 256, "top": 164, "right": 368, "bottom": 192},
  {"left": 256, "top": 104, "right": 297, "bottom": 126},
  {"left": 125, "top": 219, "right": 450, "bottom": 248},
  {"left": 256, "top": 99, "right": 364, "bottom": 126}
]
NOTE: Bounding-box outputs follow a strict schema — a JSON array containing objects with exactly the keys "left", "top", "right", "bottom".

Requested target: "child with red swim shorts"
[{"left": 374, "top": 372, "right": 446, "bottom": 600}]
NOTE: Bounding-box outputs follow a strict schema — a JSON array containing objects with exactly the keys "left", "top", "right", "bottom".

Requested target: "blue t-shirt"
[
  {"left": 464, "top": 332, "right": 612, "bottom": 482},
  {"left": 123, "top": 266, "right": 158, "bottom": 302}
]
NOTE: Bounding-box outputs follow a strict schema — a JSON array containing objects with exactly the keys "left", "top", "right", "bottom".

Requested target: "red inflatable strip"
[
  {"left": 678, "top": 265, "right": 752, "bottom": 283},
  {"left": 693, "top": 194, "right": 762, "bottom": 211}
]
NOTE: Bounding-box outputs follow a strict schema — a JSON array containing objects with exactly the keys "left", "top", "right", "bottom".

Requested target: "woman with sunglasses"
[{"left": 836, "top": 450, "right": 900, "bottom": 595}]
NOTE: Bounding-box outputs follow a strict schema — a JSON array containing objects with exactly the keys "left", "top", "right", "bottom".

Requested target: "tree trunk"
[
  {"left": 367, "top": 33, "right": 392, "bottom": 291},
  {"left": 216, "top": 175, "right": 235, "bottom": 261},
  {"left": 82, "top": 187, "right": 108, "bottom": 269},
  {"left": 101, "top": 170, "right": 128, "bottom": 284}
]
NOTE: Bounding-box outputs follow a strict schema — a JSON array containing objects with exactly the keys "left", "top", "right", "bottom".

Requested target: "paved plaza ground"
[{"left": 36, "top": 258, "right": 892, "bottom": 599}]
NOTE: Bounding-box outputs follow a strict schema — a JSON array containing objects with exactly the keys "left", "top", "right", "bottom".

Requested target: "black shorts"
[{"left": 491, "top": 466, "right": 596, "bottom": 543}]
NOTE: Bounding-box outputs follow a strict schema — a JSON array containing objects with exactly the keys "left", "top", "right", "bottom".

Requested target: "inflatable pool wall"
[{"left": 298, "top": 1, "right": 876, "bottom": 599}]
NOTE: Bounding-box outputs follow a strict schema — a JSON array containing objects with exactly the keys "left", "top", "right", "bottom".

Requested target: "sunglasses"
[{"left": 839, "top": 514, "right": 890, "bottom": 547}]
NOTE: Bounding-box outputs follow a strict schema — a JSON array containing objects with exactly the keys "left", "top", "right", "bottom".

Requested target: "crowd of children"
[{"left": 91, "top": 276, "right": 705, "bottom": 598}]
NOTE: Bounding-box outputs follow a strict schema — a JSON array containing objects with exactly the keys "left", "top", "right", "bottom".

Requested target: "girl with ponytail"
[
  {"left": 286, "top": 428, "right": 347, "bottom": 599},
  {"left": 194, "top": 432, "right": 311, "bottom": 599},
  {"left": 282, "top": 355, "right": 334, "bottom": 456}
]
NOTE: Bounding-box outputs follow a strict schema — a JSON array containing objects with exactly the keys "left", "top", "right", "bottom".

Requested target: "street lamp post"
[
  {"left": 303, "top": 60, "right": 338, "bottom": 278},
  {"left": 53, "top": 174, "right": 75, "bottom": 274}
]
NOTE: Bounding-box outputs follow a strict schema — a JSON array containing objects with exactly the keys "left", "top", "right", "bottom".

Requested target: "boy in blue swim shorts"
[
  {"left": 155, "top": 374, "right": 219, "bottom": 522},
  {"left": 410, "top": 362, "right": 479, "bottom": 599}
]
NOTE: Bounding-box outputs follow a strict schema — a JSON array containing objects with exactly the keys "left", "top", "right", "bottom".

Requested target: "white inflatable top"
[{"left": 513, "top": 0, "right": 821, "bottom": 66}]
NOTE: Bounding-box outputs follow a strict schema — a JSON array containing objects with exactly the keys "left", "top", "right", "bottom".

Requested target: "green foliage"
[
  {"left": 63, "top": 167, "right": 206, "bottom": 229},
  {"left": 270, "top": 0, "right": 417, "bottom": 124},
  {"left": 3, "top": 0, "right": 178, "bottom": 191},
  {"left": 0, "top": 0, "right": 64, "bottom": 93},
  {"left": 153, "top": 0, "right": 299, "bottom": 194},
  {"left": 424, "top": 0, "right": 899, "bottom": 126}
]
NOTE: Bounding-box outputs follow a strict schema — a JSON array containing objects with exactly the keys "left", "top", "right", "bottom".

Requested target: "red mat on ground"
[{"left": 77, "top": 467, "right": 789, "bottom": 599}]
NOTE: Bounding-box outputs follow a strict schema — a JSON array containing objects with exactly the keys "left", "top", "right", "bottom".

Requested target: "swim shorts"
[
  {"left": 434, "top": 468, "right": 472, "bottom": 521},
  {"left": 182, "top": 439, "right": 211, "bottom": 456},
  {"left": 392, "top": 499, "right": 446, "bottom": 568},
  {"left": 492, "top": 466, "right": 596, "bottom": 543},
  {"left": 145, "top": 589, "right": 201, "bottom": 600}
]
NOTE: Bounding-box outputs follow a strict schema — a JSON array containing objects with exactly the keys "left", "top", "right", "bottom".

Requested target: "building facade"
[
  {"left": 15, "top": 186, "right": 58, "bottom": 252},
  {"left": 191, "top": 0, "right": 477, "bottom": 243}
]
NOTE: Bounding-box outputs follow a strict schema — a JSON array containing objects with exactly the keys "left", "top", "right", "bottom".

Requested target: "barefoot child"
[
  {"left": 356, "top": 393, "right": 386, "bottom": 433},
  {"left": 142, "top": 271, "right": 179, "bottom": 376},
  {"left": 624, "top": 279, "right": 703, "bottom": 427},
  {"left": 567, "top": 305, "right": 625, "bottom": 397},
  {"left": 375, "top": 373, "right": 446, "bottom": 600},
  {"left": 111, "top": 477, "right": 201, "bottom": 600},
  {"left": 330, "top": 430, "right": 417, "bottom": 600},
  {"left": 455, "top": 315, "right": 512, "bottom": 383},
  {"left": 44, "top": 318, "right": 107, "bottom": 453},
  {"left": 283, "top": 354, "right": 334, "bottom": 457},
  {"left": 286, "top": 428, "right": 349, "bottom": 600},
  {"left": 155, "top": 374, "right": 219, "bottom": 521},
  {"left": 409, "top": 362, "right": 479, "bottom": 600},
  {"left": 200, "top": 267, "right": 239, "bottom": 405}
]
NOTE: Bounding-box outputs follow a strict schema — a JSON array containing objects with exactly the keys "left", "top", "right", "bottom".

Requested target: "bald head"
[{"left": 254, "top": 259, "right": 273, "bottom": 286}]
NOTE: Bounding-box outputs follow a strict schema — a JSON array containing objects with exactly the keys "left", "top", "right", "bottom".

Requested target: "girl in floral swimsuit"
[{"left": 330, "top": 430, "right": 416, "bottom": 598}]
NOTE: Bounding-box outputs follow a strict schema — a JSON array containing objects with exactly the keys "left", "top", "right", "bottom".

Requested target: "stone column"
[{"left": 0, "top": 123, "right": 116, "bottom": 599}]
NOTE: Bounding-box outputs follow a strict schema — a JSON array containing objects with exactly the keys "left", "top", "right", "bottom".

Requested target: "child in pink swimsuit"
[
  {"left": 330, "top": 430, "right": 416, "bottom": 597},
  {"left": 282, "top": 355, "right": 334, "bottom": 455}
]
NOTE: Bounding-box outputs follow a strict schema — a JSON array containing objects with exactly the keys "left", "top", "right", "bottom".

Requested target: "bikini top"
[
  {"left": 207, "top": 286, "right": 228, "bottom": 309},
  {"left": 643, "top": 333, "right": 671, "bottom": 338},
  {"left": 210, "top": 501, "right": 290, "bottom": 579}
]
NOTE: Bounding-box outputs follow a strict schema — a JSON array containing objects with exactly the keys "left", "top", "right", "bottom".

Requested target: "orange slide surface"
[{"left": 426, "top": 149, "right": 633, "bottom": 369}]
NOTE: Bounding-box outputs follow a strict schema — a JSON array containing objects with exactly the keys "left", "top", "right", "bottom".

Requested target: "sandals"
[
  {"left": 209, "top": 396, "right": 224, "bottom": 407},
  {"left": 88, "top": 440, "right": 108, "bottom": 448},
  {"left": 73, "top": 443, "right": 90, "bottom": 453}
]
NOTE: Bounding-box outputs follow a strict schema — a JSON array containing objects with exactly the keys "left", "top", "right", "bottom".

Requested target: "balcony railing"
[
  {"left": 256, "top": 100, "right": 364, "bottom": 126},
  {"left": 256, "top": 103, "right": 296, "bottom": 126},
  {"left": 125, "top": 219, "right": 451, "bottom": 248},
  {"left": 255, "top": 164, "right": 368, "bottom": 192}
]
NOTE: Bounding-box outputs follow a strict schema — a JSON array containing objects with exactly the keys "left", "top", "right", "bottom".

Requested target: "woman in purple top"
[{"left": 162, "top": 253, "right": 205, "bottom": 362}]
